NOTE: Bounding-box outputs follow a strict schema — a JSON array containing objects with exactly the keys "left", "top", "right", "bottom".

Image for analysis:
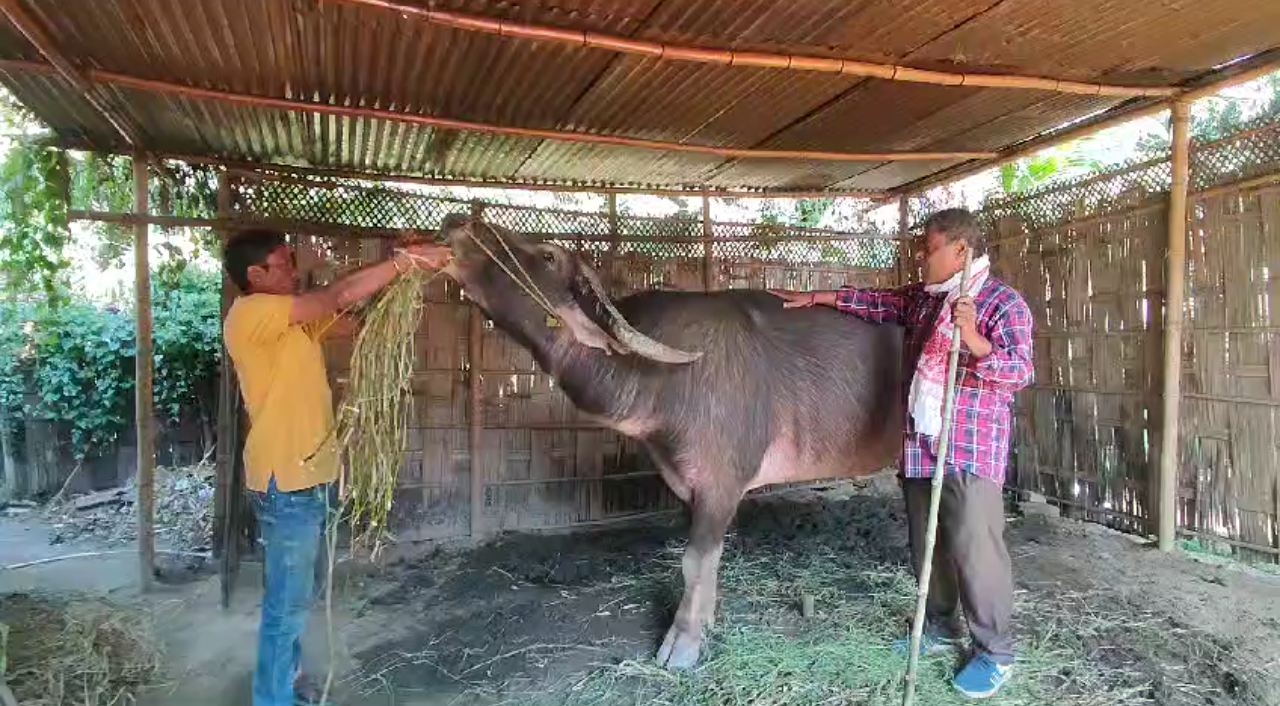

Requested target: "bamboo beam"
[
  {"left": 1158, "top": 100, "right": 1191, "bottom": 553},
  {"left": 0, "top": 0, "right": 139, "bottom": 147},
  {"left": 0, "top": 59, "right": 996, "bottom": 164},
  {"left": 326, "top": 0, "right": 1177, "bottom": 98},
  {"left": 468, "top": 201, "right": 487, "bottom": 538},
  {"left": 95, "top": 152, "right": 889, "bottom": 200},
  {"left": 67, "top": 210, "right": 893, "bottom": 243},
  {"left": 133, "top": 155, "right": 156, "bottom": 589},
  {"left": 894, "top": 51, "right": 1280, "bottom": 197}
]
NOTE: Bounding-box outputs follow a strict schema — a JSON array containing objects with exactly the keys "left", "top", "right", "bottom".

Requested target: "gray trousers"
[{"left": 902, "top": 474, "right": 1015, "bottom": 662}]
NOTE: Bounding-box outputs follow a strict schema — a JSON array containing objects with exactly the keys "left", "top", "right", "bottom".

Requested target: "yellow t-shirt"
[{"left": 224, "top": 294, "right": 340, "bottom": 492}]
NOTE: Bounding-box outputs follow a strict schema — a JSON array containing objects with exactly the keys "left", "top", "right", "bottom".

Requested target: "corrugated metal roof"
[{"left": 1, "top": 0, "right": 1278, "bottom": 192}]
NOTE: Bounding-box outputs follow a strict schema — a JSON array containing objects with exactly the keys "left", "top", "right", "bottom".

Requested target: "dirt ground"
[{"left": 3, "top": 477, "right": 1279, "bottom": 705}]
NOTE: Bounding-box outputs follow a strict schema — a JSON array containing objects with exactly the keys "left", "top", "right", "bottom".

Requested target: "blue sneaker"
[
  {"left": 891, "top": 631, "right": 955, "bottom": 657},
  {"left": 952, "top": 653, "right": 1013, "bottom": 699}
]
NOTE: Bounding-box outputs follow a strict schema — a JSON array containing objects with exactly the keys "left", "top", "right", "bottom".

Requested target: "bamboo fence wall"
[
  {"left": 952, "top": 112, "right": 1280, "bottom": 559},
  {"left": 231, "top": 177, "right": 899, "bottom": 540}
]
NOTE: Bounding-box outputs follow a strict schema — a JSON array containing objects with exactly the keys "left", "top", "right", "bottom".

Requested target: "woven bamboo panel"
[
  {"left": 986, "top": 206, "right": 1165, "bottom": 535},
  {"left": 1181, "top": 185, "right": 1280, "bottom": 557},
  {"left": 243, "top": 180, "right": 899, "bottom": 539}
]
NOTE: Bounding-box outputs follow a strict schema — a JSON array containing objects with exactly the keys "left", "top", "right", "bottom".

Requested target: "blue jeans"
[{"left": 248, "top": 477, "right": 336, "bottom": 706}]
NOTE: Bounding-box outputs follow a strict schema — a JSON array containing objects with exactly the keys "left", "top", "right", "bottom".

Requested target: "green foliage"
[
  {"left": 27, "top": 300, "right": 135, "bottom": 458},
  {"left": 999, "top": 148, "right": 1105, "bottom": 196},
  {"left": 0, "top": 300, "right": 33, "bottom": 415},
  {"left": 152, "top": 267, "right": 222, "bottom": 422},
  {"left": 0, "top": 266, "right": 222, "bottom": 459},
  {"left": 0, "top": 142, "right": 72, "bottom": 300}
]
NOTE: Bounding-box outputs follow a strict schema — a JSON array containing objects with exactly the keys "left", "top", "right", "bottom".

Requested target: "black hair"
[
  {"left": 922, "top": 208, "right": 986, "bottom": 256},
  {"left": 223, "top": 227, "right": 287, "bottom": 292}
]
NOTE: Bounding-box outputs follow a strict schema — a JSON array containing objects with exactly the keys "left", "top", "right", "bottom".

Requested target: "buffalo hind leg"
[{"left": 657, "top": 488, "right": 738, "bottom": 670}]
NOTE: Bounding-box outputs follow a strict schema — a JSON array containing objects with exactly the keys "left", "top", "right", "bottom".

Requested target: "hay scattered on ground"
[
  {"left": 0, "top": 593, "right": 162, "bottom": 706},
  {"left": 483, "top": 531, "right": 1237, "bottom": 706},
  {"left": 45, "top": 462, "right": 214, "bottom": 553}
]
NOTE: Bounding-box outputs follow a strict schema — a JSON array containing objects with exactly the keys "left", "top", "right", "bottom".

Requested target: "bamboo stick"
[
  {"left": 325, "top": 0, "right": 1177, "bottom": 98},
  {"left": 134, "top": 154, "right": 156, "bottom": 591},
  {"left": 1158, "top": 100, "right": 1191, "bottom": 553},
  {"left": 0, "top": 59, "right": 998, "bottom": 164},
  {"left": 902, "top": 248, "right": 973, "bottom": 706}
]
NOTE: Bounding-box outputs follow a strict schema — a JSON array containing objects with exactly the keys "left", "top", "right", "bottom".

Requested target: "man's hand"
[
  {"left": 768, "top": 290, "right": 832, "bottom": 309},
  {"left": 953, "top": 295, "right": 993, "bottom": 358},
  {"left": 396, "top": 243, "right": 452, "bottom": 271},
  {"left": 953, "top": 296, "right": 977, "bottom": 334}
]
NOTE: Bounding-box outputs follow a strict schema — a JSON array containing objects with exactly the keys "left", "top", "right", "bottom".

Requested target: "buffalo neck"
[{"left": 492, "top": 315, "right": 636, "bottom": 419}]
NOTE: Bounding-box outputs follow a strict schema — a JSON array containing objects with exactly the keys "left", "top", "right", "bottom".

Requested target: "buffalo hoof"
[{"left": 656, "top": 624, "right": 702, "bottom": 670}]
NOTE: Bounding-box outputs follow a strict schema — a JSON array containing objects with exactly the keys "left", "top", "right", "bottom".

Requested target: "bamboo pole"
[
  {"left": 897, "top": 196, "right": 911, "bottom": 286},
  {"left": 605, "top": 193, "right": 620, "bottom": 291},
  {"left": 0, "top": 59, "right": 996, "bottom": 164},
  {"left": 701, "top": 195, "right": 714, "bottom": 290},
  {"left": 1158, "top": 100, "right": 1191, "bottom": 553},
  {"left": 326, "top": 0, "right": 1177, "bottom": 98},
  {"left": 133, "top": 155, "right": 156, "bottom": 590},
  {"left": 469, "top": 201, "right": 487, "bottom": 538},
  {"left": 902, "top": 248, "right": 973, "bottom": 706},
  {"left": 214, "top": 172, "right": 233, "bottom": 563}
]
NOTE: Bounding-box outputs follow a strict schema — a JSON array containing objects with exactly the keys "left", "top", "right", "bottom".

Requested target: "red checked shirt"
[{"left": 836, "top": 278, "right": 1034, "bottom": 485}]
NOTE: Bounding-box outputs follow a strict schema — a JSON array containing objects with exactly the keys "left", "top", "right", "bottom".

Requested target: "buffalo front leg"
[{"left": 657, "top": 489, "right": 737, "bottom": 670}]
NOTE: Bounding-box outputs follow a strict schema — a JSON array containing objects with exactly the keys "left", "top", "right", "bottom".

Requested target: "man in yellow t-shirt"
[{"left": 222, "top": 227, "right": 449, "bottom": 706}]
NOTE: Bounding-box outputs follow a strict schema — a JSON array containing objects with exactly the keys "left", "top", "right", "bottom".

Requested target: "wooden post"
[
  {"left": 469, "top": 201, "right": 486, "bottom": 538},
  {"left": 605, "top": 192, "right": 619, "bottom": 292},
  {"left": 134, "top": 155, "right": 156, "bottom": 589},
  {"left": 897, "top": 195, "right": 912, "bottom": 286},
  {"left": 214, "top": 172, "right": 232, "bottom": 561},
  {"left": 1158, "top": 100, "right": 1191, "bottom": 553},
  {"left": 701, "top": 194, "right": 713, "bottom": 291}
]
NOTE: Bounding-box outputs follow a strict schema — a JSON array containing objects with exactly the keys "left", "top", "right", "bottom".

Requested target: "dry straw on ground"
[{"left": 0, "top": 593, "right": 161, "bottom": 706}]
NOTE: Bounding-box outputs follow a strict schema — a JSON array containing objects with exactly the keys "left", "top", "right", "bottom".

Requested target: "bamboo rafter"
[
  {"left": 0, "top": 0, "right": 139, "bottom": 147},
  {"left": 325, "top": 0, "right": 1178, "bottom": 98},
  {"left": 0, "top": 58, "right": 998, "bottom": 164}
]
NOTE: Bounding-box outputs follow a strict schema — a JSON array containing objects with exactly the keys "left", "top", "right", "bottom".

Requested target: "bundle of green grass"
[{"left": 334, "top": 261, "right": 435, "bottom": 553}]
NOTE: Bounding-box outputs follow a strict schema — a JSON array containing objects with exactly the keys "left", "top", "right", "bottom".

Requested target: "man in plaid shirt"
[{"left": 772, "top": 208, "right": 1033, "bottom": 699}]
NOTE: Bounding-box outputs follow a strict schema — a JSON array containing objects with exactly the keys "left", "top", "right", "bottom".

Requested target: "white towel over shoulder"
[{"left": 908, "top": 255, "right": 990, "bottom": 439}]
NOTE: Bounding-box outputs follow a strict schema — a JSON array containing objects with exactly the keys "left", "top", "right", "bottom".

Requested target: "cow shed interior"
[{"left": 3, "top": 0, "right": 1280, "bottom": 589}]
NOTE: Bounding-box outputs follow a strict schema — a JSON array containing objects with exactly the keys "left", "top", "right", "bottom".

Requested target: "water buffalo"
[{"left": 438, "top": 215, "right": 905, "bottom": 669}]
